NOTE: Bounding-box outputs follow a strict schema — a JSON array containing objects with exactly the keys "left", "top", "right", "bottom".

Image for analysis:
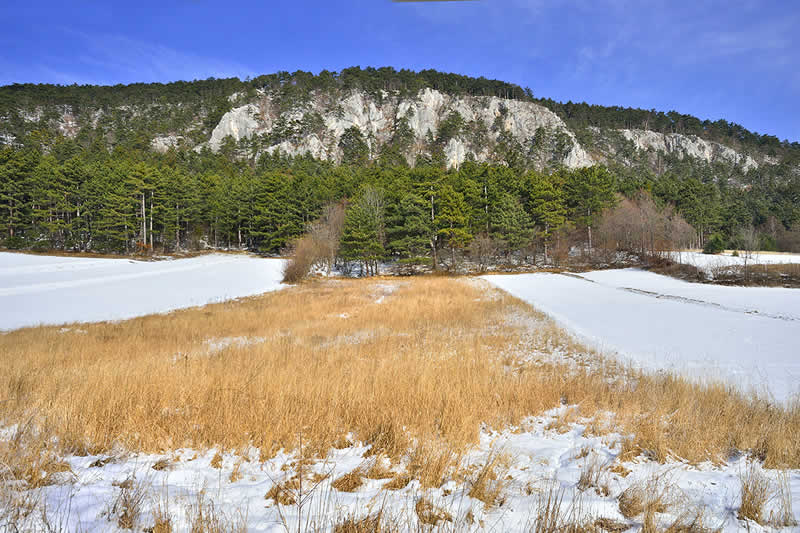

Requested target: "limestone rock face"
[
  {"left": 208, "top": 104, "right": 260, "bottom": 151},
  {"left": 205, "top": 88, "right": 594, "bottom": 169},
  {"left": 620, "top": 129, "right": 759, "bottom": 171},
  {"left": 151, "top": 135, "right": 184, "bottom": 153}
]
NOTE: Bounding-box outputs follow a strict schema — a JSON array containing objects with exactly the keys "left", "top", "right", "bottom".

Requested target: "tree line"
[{"left": 2, "top": 137, "right": 798, "bottom": 270}]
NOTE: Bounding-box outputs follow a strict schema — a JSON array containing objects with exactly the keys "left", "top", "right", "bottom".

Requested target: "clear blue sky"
[{"left": 2, "top": 0, "right": 798, "bottom": 142}]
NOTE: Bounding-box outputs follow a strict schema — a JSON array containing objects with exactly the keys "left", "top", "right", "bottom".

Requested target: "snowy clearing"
[
  {"left": 11, "top": 407, "right": 799, "bottom": 532},
  {"left": 0, "top": 252, "right": 286, "bottom": 330},
  {"left": 484, "top": 270, "right": 800, "bottom": 403},
  {"left": 671, "top": 251, "right": 800, "bottom": 273}
]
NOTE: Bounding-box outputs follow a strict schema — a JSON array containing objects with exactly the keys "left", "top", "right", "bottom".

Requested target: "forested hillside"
[{"left": 1, "top": 67, "right": 799, "bottom": 263}]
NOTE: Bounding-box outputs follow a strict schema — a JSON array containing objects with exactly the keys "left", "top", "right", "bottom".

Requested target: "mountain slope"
[{"left": 1, "top": 67, "right": 797, "bottom": 179}]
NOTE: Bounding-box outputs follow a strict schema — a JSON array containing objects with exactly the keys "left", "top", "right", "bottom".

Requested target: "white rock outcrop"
[
  {"left": 620, "top": 129, "right": 759, "bottom": 171},
  {"left": 205, "top": 88, "right": 594, "bottom": 169},
  {"left": 208, "top": 104, "right": 260, "bottom": 151},
  {"left": 151, "top": 135, "right": 183, "bottom": 153}
]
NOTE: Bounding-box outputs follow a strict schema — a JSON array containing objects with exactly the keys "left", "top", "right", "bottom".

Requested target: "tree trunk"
[
  {"left": 149, "top": 193, "right": 153, "bottom": 250},
  {"left": 141, "top": 193, "right": 147, "bottom": 249}
]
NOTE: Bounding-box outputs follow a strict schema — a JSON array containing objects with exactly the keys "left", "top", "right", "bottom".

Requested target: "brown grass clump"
[
  {"left": 265, "top": 479, "right": 300, "bottom": 506},
  {"left": 467, "top": 451, "right": 510, "bottom": 509},
  {"left": 0, "top": 425, "right": 73, "bottom": 489},
  {"left": 618, "top": 473, "right": 673, "bottom": 526},
  {"left": 383, "top": 474, "right": 411, "bottom": 491},
  {"left": 152, "top": 458, "right": 171, "bottom": 471},
  {"left": 1, "top": 276, "right": 799, "bottom": 478},
  {"left": 331, "top": 470, "right": 364, "bottom": 493},
  {"left": 737, "top": 462, "right": 770, "bottom": 524},
  {"left": 209, "top": 453, "right": 222, "bottom": 469},
  {"left": 107, "top": 476, "right": 149, "bottom": 529},
  {"left": 414, "top": 498, "right": 452, "bottom": 526},
  {"left": 333, "top": 512, "right": 393, "bottom": 533},
  {"left": 364, "top": 458, "right": 395, "bottom": 480},
  {"left": 593, "top": 517, "right": 628, "bottom": 532},
  {"left": 149, "top": 500, "right": 172, "bottom": 533}
]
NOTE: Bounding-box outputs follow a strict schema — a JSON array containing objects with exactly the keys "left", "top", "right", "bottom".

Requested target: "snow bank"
[
  {"left": 0, "top": 252, "right": 286, "bottom": 330},
  {"left": 672, "top": 250, "right": 800, "bottom": 273},
  {"left": 484, "top": 270, "right": 800, "bottom": 403}
]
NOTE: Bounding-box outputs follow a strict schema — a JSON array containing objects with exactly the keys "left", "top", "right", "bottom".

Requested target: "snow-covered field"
[
  {"left": 0, "top": 252, "right": 286, "bottom": 330},
  {"left": 484, "top": 269, "right": 800, "bottom": 403},
  {"left": 672, "top": 250, "right": 800, "bottom": 273},
  {"left": 15, "top": 407, "right": 799, "bottom": 532}
]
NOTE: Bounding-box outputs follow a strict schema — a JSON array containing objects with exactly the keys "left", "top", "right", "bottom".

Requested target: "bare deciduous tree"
[{"left": 596, "top": 192, "right": 694, "bottom": 262}]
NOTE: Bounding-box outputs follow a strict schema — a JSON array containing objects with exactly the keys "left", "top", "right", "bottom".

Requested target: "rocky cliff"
[{"left": 200, "top": 88, "right": 594, "bottom": 169}]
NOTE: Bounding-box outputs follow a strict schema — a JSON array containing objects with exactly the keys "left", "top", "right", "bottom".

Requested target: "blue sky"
[{"left": 2, "top": 0, "right": 798, "bottom": 142}]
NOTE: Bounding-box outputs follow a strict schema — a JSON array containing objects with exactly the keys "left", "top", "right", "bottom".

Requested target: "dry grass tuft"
[
  {"left": 0, "top": 424, "right": 74, "bottom": 489},
  {"left": 618, "top": 473, "right": 672, "bottom": 521},
  {"left": 577, "top": 453, "right": 604, "bottom": 493},
  {"left": 531, "top": 484, "right": 597, "bottom": 533},
  {"left": 228, "top": 462, "right": 243, "bottom": 483},
  {"left": 364, "top": 457, "right": 395, "bottom": 480},
  {"left": 408, "top": 443, "right": 459, "bottom": 489},
  {"left": 737, "top": 462, "right": 770, "bottom": 524},
  {"left": 265, "top": 479, "right": 299, "bottom": 506},
  {"left": 333, "top": 511, "right": 393, "bottom": 533},
  {"left": 107, "top": 476, "right": 148, "bottom": 529},
  {"left": 331, "top": 470, "right": 364, "bottom": 493},
  {"left": 209, "top": 453, "right": 222, "bottom": 469},
  {"left": 152, "top": 458, "right": 171, "bottom": 471},
  {"left": 467, "top": 451, "right": 510, "bottom": 509},
  {"left": 414, "top": 498, "right": 452, "bottom": 526},
  {"left": 383, "top": 474, "right": 411, "bottom": 491},
  {"left": 593, "top": 517, "right": 628, "bottom": 532},
  {"left": 149, "top": 501, "right": 172, "bottom": 533}
]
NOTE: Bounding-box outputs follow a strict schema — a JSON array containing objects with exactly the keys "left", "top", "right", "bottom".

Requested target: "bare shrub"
[
  {"left": 597, "top": 192, "right": 694, "bottom": 262},
  {"left": 282, "top": 201, "right": 346, "bottom": 283},
  {"left": 469, "top": 233, "right": 499, "bottom": 272},
  {"left": 282, "top": 234, "right": 321, "bottom": 283}
]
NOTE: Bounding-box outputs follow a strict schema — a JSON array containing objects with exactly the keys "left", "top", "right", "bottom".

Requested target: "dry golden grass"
[
  {"left": 1, "top": 275, "right": 799, "bottom": 490},
  {"left": 331, "top": 470, "right": 364, "bottom": 493},
  {"left": 414, "top": 498, "right": 451, "bottom": 526},
  {"left": 467, "top": 451, "right": 510, "bottom": 509}
]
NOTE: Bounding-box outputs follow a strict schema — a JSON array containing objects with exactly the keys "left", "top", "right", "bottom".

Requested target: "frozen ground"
[
  {"left": 6, "top": 407, "right": 797, "bottom": 532},
  {"left": 671, "top": 251, "right": 800, "bottom": 273},
  {"left": 0, "top": 252, "right": 285, "bottom": 330},
  {"left": 484, "top": 269, "right": 800, "bottom": 403}
]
